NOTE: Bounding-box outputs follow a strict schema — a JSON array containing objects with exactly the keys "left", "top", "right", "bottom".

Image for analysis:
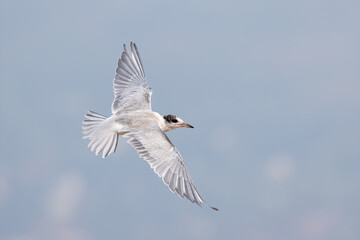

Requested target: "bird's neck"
[{"left": 152, "top": 112, "right": 168, "bottom": 132}]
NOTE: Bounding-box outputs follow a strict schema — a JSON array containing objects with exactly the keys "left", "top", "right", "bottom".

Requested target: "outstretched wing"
[
  {"left": 112, "top": 42, "right": 152, "bottom": 114},
  {"left": 127, "top": 126, "right": 212, "bottom": 208}
]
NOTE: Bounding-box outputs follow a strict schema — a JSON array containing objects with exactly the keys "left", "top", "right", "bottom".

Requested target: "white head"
[{"left": 162, "top": 114, "right": 194, "bottom": 132}]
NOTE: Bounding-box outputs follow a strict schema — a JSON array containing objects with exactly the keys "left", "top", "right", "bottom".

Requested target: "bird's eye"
[{"left": 172, "top": 119, "right": 178, "bottom": 123}]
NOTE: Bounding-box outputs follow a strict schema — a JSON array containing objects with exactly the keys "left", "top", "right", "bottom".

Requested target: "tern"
[{"left": 82, "top": 42, "right": 218, "bottom": 211}]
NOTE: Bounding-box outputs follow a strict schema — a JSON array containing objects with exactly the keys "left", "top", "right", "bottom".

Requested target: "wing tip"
[{"left": 210, "top": 206, "right": 219, "bottom": 211}]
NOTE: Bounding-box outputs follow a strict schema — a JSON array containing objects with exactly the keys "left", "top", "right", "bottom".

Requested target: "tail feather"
[
  {"left": 103, "top": 134, "right": 117, "bottom": 157},
  {"left": 82, "top": 110, "right": 118, "bottom": 158}
]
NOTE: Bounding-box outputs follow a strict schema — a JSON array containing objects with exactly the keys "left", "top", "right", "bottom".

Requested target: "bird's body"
[
  {"left": 82, "top": 43, "right": 217, "bottom": 211},
  {"left": 115, "top": 111, "right": 167, "bottom": 132}
]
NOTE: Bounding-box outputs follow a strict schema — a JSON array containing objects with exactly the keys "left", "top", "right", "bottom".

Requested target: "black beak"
[{"left": 179, "top": 123, "right": 194, "bottom": 128}]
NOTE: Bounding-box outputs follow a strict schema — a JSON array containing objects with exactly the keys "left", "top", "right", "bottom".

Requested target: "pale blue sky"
[{"left": 1, "top": 0, "right": 359, "bottom": 239}]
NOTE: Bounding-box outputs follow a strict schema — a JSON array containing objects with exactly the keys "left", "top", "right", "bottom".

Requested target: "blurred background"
[{"left": 1, "top": 0, "right": 359, "bottom": 239}]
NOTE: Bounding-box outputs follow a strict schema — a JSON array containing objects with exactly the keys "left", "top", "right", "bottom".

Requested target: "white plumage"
[{"left": 82, "top": 43, "right": 217, "bottom": 211}]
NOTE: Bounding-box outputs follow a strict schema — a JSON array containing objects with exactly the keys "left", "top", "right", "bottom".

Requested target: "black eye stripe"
[{"left": 163, "top": 114, "right": 177, "bottom": 123}]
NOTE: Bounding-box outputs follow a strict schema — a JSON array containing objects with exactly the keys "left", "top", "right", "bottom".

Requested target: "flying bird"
[{"left": 82, "top": 42, "right": 217, "bottom": 211}]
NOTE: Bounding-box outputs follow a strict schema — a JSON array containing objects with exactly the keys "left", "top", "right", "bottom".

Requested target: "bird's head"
[{"left": 162, "top": 114, "right": 194, "bottom": 132}]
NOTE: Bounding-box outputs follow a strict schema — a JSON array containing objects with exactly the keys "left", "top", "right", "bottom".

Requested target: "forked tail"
[{"left": 82, "top": 110, "right": 118, "bottom": 158}]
